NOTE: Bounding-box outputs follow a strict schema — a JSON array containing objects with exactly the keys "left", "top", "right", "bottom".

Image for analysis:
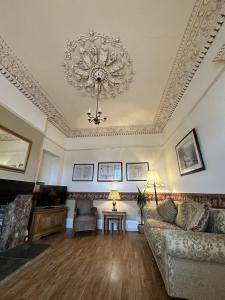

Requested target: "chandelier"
[
  {"left": 62, "top": 30, "right": 134, "bottom": 125},
  {"left": 87, "top": 77, "right": 107, "bottom": 125}
]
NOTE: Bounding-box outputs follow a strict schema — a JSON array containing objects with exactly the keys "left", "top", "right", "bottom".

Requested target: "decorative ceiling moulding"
[
  {"left": 0, "top": 36, "right": 72, "bottom": 136},
  {"left": 69, "top": 124, "right": 156, "bottom": 138},
  {"left": 153, "top": 0, "right": 225, "bottom": 133},
  {"left": 62, "top": 30, "right": 134, "bottom": 99},
  {"left": 213, "top": 42, "right": 225, "bottom": 61},
  {"left": 0, "top": 1, "right": 224, "bottom": 138}
]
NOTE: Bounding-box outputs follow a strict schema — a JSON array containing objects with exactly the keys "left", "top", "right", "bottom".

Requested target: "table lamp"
[
  {"left": 145, "top": 170, "right": 164, "bottom": 205},
  {"left": 108, "top": 190, "right": 120, "bottom": 211}
]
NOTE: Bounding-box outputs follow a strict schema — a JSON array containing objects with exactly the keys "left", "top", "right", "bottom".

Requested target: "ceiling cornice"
[
  {"left": 69, "top": 124, "right": 157, "bottom": 138},
  {"left": 213, "top": 42, "right": 225, "bottom": 61},
  {"left": 153, "top": 0, "right": 225, "bottom": 132},
  {"left": 0, "top": 0, "right": 224, "bottom": 138}
]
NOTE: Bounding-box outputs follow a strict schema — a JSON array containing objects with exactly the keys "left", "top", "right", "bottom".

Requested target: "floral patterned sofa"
[{"left": 143, "top": 203, "right": 225, "bottom": 300}]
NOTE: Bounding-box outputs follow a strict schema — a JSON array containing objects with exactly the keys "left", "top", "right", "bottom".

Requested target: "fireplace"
[{"left": 0, "top": 179, "right": 34, "bottom": 251}]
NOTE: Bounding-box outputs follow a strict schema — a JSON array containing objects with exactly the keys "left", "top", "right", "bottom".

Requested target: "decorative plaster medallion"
[
  {"left": 213, "top": 42, "right": 225, "bottom": 61},
  {"left": 62, "top": 30, "right": 134, "bottom": 99},
  {"left": 0, "top": 0, "right": 224, "bottom": 137}
]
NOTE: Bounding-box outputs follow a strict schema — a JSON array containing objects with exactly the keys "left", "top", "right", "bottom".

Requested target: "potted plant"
[{"left": 136, "top": 186, "right": 148, "bottom": 233}]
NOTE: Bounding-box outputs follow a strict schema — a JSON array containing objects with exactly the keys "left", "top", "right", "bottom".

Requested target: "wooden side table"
[{"left": 102, "top": 211, "right": 126, "bottom": 234}]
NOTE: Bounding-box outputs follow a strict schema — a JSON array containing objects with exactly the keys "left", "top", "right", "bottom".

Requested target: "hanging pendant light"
[{"left": 87, "top": 77, "right": 107, "bottom": 125}]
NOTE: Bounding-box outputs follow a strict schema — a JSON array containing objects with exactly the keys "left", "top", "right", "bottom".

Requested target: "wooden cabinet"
[{"left": 30, "top": 206, "right": 67, "bottom": 241}]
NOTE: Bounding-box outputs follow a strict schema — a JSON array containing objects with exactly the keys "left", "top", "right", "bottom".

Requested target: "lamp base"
[{"left": 112, "top": 201, "right": 117, "bottom": 212}]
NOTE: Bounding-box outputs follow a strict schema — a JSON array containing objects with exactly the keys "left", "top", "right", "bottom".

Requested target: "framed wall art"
[
  {"left": 126, "top": 162, "right": 149, "bottom": 181},
  {"left": 97, "top": 162, "right": 122, "bottom": 182},
  {"left": 175, "top": 129, "right": 205, "bottom": 176},
  {"left": 72, "top": 164, "right": 94, "bottom": 181}
]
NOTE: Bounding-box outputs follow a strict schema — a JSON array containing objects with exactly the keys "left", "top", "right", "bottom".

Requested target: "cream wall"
[
  {"left": 63, "top": 134, "right": 167, "bottom": 230},
  {"left": 0, "top": 73, "right": 46, "bottom": 133},
  {"left": 163, "top": 24, "right": 225, "bottom": 193},
  {"left": 0, "top": 105, "right": 44, "bottom": 182},
  {"left": 0, "top": 73, "right": 66, "bottom": 183}
]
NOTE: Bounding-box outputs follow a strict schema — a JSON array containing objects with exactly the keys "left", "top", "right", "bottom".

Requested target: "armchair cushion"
[
  {"left": 76, "top": 215, "right": 96, "bottom": 222},
  {"left": 162, "top": 230, "right": 225, "bottom": 264}
]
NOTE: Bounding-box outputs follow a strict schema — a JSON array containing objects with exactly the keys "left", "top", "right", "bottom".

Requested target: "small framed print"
[
  {"left": 97, "top": 162, "right": 122, "bottom": 182},
  {"left": 175, "top": 129, "right": 205, "bottom": 176},
  {"left": 72, "top": 164, "right": 94, "bottom": 181},
  {"left": 126, "top": 162, "right": 149, "bottom": 181}
]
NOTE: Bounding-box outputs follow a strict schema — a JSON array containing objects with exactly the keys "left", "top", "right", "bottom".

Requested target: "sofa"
[{"left": 143, "top": 200, "right": 225, "bottom": 300}]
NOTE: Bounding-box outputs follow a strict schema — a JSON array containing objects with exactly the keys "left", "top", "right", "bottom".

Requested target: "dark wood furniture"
[
  {"left": 102, "top": 211, "right": 126, "bottom": 234},
  {"left": 30, "top": 206, "right": 67, "bottom": 241}
]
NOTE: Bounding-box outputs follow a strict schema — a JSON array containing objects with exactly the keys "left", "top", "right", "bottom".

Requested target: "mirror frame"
[{"left": 0, "top": 125, "right": 32, "bottom": 173}]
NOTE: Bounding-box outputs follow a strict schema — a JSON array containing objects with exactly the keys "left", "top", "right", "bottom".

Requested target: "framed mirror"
[{"left": 0, "top": 125, "right": 32, "bottom": 173}]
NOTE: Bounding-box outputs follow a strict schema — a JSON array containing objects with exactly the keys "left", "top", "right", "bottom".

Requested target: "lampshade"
[
  {"left": 146, "top": 171, "right": 164, "bottom": 188},
  {"left": 108, "top": 190, "right": 121, "bottom": 201}
]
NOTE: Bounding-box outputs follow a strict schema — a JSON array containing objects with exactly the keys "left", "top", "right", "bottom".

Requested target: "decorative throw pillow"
[
  {"left": 186, "top": 200, "right": 210, "bottom": 232},
  {"left": 207, "top": 209, "right": 225, "bottom": 234},
  {"left": 157, "top": 198, "right": 177, "bottom": 223},
  {"left": 175, "top": 200, "right": 189, "bottom": 229}
]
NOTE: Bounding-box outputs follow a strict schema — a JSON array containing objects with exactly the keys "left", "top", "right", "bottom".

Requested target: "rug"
[{"left": 0, "top": 243, "right": 49, "bottom": 281}]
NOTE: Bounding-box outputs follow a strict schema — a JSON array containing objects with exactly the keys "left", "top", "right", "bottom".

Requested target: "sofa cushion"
[
  {"left": 186, "top": 201, "right": 210, "bottom": 232},
  {"left": 207, "top": 209, "right": 225, "bottom": 234},
  {"left": 176, "top": 201, "right": 189, "bottom": 229},
  {"left": 176, "top": 200, "right": 210, "bottom": 231},
  {"left": 157, "top": 198, "right": 177, "bottom": 223},
  {"left": 147, "top": 219, "right": 180, "bottom": 230}
]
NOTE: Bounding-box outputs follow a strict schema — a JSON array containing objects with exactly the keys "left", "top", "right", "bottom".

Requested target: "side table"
[{"left": 102, "top": 211, "right": 126, "bottom": 234}]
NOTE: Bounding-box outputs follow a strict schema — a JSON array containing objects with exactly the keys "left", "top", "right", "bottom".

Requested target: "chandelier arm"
[{"left": 96, "top": 78, "right": 101, "bottom": 117}]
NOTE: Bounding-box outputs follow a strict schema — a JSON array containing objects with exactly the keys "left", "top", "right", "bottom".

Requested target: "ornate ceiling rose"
[{"left": 62, "top": 30, "right": 134, "bottom": 99}]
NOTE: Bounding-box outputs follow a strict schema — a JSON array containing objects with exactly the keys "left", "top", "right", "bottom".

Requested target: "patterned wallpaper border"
[{"left": 67, "top": 192, "right": 225, "bottom": 208}]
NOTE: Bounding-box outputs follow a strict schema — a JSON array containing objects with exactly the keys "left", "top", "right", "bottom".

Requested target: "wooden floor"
[{"left": 0, "top": 231, "right": 176, "bottom": 300}]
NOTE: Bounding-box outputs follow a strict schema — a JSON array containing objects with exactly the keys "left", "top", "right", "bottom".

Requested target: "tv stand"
[{"left": 30, "top": 206, "right": 67, "bottom": 241}]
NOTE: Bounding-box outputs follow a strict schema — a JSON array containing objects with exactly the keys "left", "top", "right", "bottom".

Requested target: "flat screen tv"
[{"left": 35, "top": 185, "right": 67, "bottom": 207}]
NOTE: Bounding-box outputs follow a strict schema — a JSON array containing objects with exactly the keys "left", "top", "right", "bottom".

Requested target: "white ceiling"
[{"left": 0, "top": 0, "right": 195, "bottom": 131}]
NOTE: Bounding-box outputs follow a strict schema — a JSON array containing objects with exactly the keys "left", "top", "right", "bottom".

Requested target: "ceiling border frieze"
[
  {"left": 213, "top": 42, "right": 225, "bottom": 61},
  {"left": 0, "top": 0, "right": 224, "bottom": 138},
  {"left": 153, "top": 0, "right": 225, "bottom": 132}
]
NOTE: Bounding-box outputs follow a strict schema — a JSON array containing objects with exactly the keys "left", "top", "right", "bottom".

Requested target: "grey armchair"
[{"left": 73, "top": 199, "right": 97, "bottom": 234}]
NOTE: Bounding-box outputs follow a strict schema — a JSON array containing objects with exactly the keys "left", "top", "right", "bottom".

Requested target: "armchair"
[{"left": 73, "top": 199, "right": 97, "bottom": 234}]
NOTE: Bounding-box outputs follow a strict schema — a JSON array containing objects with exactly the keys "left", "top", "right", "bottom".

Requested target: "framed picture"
[
  {"left": 175, "top": 129, "right": 205, "bottom": 176},
  {"left": 97, "top": 162, "right": 122, "bottom": 182},
  {"left": 72, "top": 164, "right": 94, "bottom": 181},
  {"left": 126, "top": 162, "right": 149, "bottom": 181}
]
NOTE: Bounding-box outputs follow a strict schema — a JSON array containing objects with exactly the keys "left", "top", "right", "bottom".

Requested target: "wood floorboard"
[{"left": 0, "top": 231, "right": 177, "bottom": 300}]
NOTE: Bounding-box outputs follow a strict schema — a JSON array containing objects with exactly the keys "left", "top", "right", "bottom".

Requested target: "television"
[{"left": 35, "top": 185, "right": 67, "bottom": 207}]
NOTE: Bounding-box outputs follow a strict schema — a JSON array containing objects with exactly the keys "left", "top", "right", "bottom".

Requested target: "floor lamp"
[{"left": 145, "top": 171, "right": 164, "bottom": 205}]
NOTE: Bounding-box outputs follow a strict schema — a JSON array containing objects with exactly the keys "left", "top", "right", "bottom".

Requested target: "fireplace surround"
[{"left": 0, "top": 179, "right": 34, "bottom": 251}]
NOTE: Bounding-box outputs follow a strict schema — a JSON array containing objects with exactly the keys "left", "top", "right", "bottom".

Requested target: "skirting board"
[{"left": 66, "top": 218, "right": 138, "bottom": 232}]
